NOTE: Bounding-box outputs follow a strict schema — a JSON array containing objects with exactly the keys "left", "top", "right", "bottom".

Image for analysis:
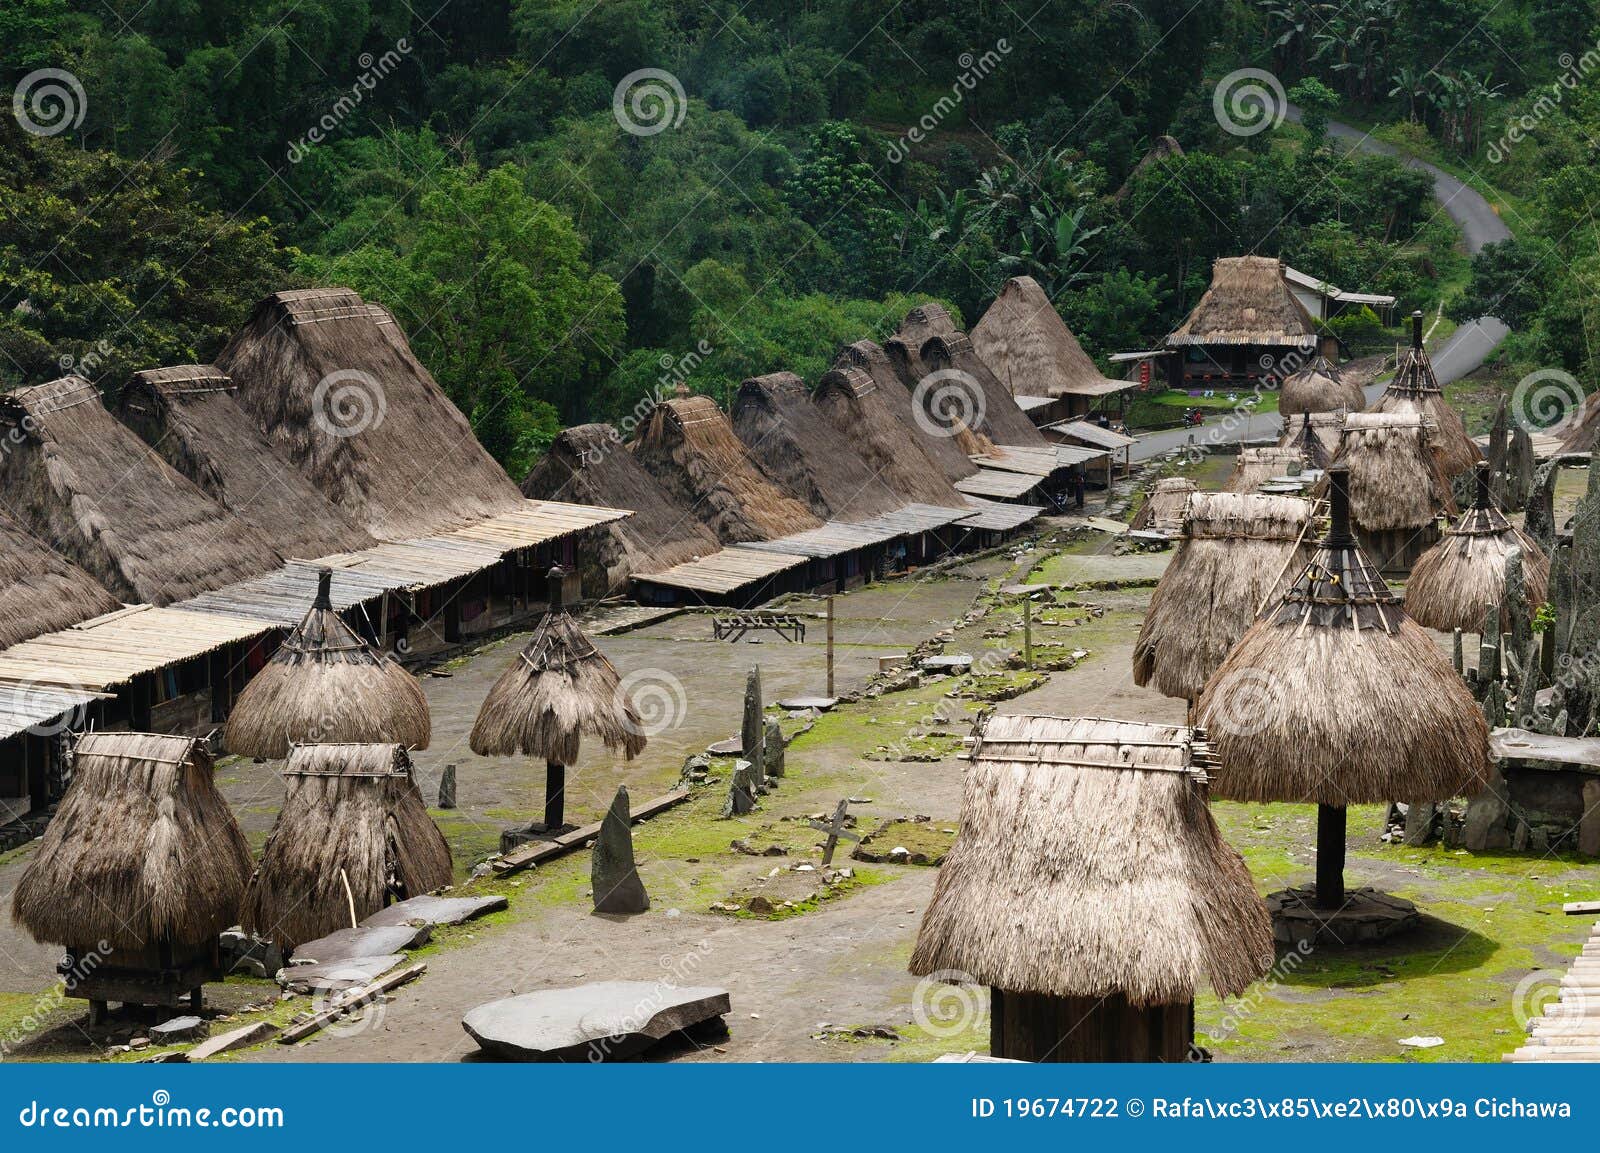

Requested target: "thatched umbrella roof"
[
  {"left": 0, "top": 506, "right": 119, "bottom": 650},
  {"left": 633, "top": 393, "right": 822, "bottom": 544},
  {"left": 0, "top": 376, "right": 284, "bottom": 605},
  {"left": 1196, "top": 468, "right": 1491, "bottom": 805},
  {"left": 12, "top": 733, "right": 252, "bottom": 951},
  {"left": 1129, "top": 477, "right": 1196, "bottom": 535},
  {"left": 224, "top": 568, "right": 431, "bottom": 759},
  {"left": 969, "top": 276, "right": 1126, "bottom": 400},
  {"left": 831, "top": 341, "right": 983, "bottom": 482},
  {"left": 730, "top": 372, "right": 905, "bottom": 520},
  {"left": 1406, "top": 464, "right": 1551, "bottom": 633},
  {"left": 521, "top": 423, "right": 719, "bottom": 593},
  {"left": 1279, "top": 355, "right": 1365, "bottom": 414},
  {"left": 813, "top": 363, "right": 966, "bottom": 507},
  {"left": 1279, "top": 410, "right": 1344, "bottom": 470},
  {"left": 1134, "top": 493, "right": 1315, "bottom": 702},
  {"left": 1330, "top": 411, "right": 1456, "bottom": 532},
  {"left": 910, "top": 713, "right": 1272, "bottom": 1005},
  {"left": 243, "top": 743, "right": 452, "bottom": 950},
  {"left": 1368, "top": 312, "right": 1480, "bottom": 477},
  {"left": 1166, "top": 257, "right": 1319, "bottom": 348},
  {"left": 1225, "top": 446, "right": 1305, "bottom": 493},
  {"left": 919, "top": 331, "right": 1048, "bottom": 446}
]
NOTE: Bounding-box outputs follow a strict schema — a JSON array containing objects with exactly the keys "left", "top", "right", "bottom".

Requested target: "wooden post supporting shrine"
[
  {"left": 1315, "top": 804, "right": 1347, "bottom": 909},
  {"left": 543, "top": 761, "right": 567, "bottom": 831}
]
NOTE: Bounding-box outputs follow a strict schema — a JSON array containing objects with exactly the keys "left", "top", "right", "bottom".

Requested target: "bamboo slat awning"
[
  {"left": 632, "top": 547, "right": 806, "bottom": 595},
  {"left": 974, "top": 444, "right": 1108, "bottom": 476},
  {"left": 1046, "top": 420, "right": 1138, "bottom": 450},
  {"left": 958, "top": 497, "right": 1044, "bottom": 531},
  {"left": 742, "top": 521, "right": 903, "bottom": 560},
  {"left": 954, "top": 469, "right": 1041, "bottom": 500},
  {"left": 0, "top": 683, "right": 108, "bottom": 741},
  {"left": 441, "top": 500, "right": 631, "bottom": 551}
]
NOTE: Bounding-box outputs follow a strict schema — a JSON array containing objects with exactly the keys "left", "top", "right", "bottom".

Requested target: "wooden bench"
[{"left": 711, "top": 612, "right": 807, "bottom": 643}]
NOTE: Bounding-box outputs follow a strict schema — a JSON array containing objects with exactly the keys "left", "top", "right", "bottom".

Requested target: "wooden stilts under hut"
[
  {"left": 1196, "top": 467, "right": 1490, "bottom": 933},
  {"left": 1368, "top": 310, "right": 1481, "bottom": 478},
  {"left": 910, "top": 714, "right": 1272, "bottom": 1062},
  {"left": 470, "top": 566, "right": 645, "bottom": 840}
]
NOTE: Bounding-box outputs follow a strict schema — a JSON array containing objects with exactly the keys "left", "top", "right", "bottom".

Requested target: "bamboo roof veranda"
[{"left": 909, "top": 713, "right": 1273, "bottom": 1005}]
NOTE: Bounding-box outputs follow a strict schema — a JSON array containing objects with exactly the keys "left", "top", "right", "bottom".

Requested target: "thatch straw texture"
[
  {"left": 970, "top": 276, "right": 1125, "bottom": 399},
  {"left": 832, "top": 341, "right": 980, "bottom": 482},
  {"left": 118, "top": 365, "right": 375, "bottom": 561},
  {"left": 1134, "top": 493, "right": 1315, "bottom": 701},
  {"left": 216, "top": 288, "right": 522, "bottom": 540},
  {"left": 1559, "top": 391, "right": 1600, "bottom": 452},
  {"left": 1279, "top": 356, "right": 1365, "bottom": 414},
  {"left": 1331, "top": 412, "right": 1455, "bottom": 531},
  {"left": 0, "top": 376, "right": 284, "bottom": 605},
  {"left": 910, "top": 714, "right": 1272, "bottom": 1004},
  {"left": 12, "top": 734, "right": 251, "bottom": 950},
  {"left": 633, "top": 394, "right": 822, "bottom": 544},
  {"left": 884, "top": 303, "right": 957, "bottom": 387},
  {"left": 243, "top": 743, "right": 452, "bottom": 950},
  {"left": 0, "top": 506, "right": 119, "bottom": 651},
  {"left": 224, "top": 572, "right": 431, "bottom": 759},
  {"left": 1406, "top": 470, "right": 1550, "bottom": 633},
  {"left": 730, "top": 372, "right": 905, "bottom": 520},
  {"left": 1371, "top": 336, "right": 1480, "bottom": 476},
  {"left": 920, "top": 331, "right": 1048, "bottom": 446},
  {"left": 1166, "top": 257, "right": 1319, "bottom": 347},
  {"left": 1225, "top": 446, "right": 1305, "bottom": 494},
  {"left": 812, "top": 364, "right": 966, "bottom": 507},
  {"left": 1279, "top": 410, "right": 1344, "bottom": 469},
  {"left": 470, "top": 609, "right": 646, "bottom": 764},
  {"left": 1129, "top": 477, "right": 1195, "bottom": 534}
]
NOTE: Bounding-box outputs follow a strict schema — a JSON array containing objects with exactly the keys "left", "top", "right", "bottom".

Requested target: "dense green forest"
[{"left": 2, "top": 0, "right": 1594, "bottom": 475}]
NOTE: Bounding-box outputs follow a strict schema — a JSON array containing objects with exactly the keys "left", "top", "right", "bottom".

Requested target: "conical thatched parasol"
[
  {"left": 1196, "top": 467, "right": 1490, "bottom": 908},
  {"left": 1134, "top": 492, "right": 1316, "bottom": 703},
  {"left": 224, "top": 568, "right": 431, "bottom": 759},
  {"left": 1406, "top": 462, "right": 1550, "bottom": 634},
  {"left": 1129, "top": 476, "right": 1195, "bottom": 535},
  {"left": 1368, "top": 311, "right": 1480, "bottom": 477},
  {"left": 1279, "top": 409, "right": 1343, "bottom": 470},
  {"left": 470, "top": 566, "right": 645, "bottom": 833},
  {"left": 1279, "top": 355, "right": 1365, "bottom": 414},
  {"left": 1224, "top": 446, "right": 1305, "bottom": 494}
]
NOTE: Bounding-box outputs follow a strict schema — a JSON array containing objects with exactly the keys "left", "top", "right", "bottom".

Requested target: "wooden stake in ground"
[
  {"left": 825, "top": 596, "right": 835, "bottom": 697},
  {"left": 808, "top": 800, "right": 860, "bottom": 866}
]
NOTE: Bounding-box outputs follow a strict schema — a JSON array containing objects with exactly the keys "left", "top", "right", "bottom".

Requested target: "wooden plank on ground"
[
  {"left": 278, "top": 963, "right": 425, "bottom": 1045},
  {"left": 1563, "top": 901, "right": 1600, "bottom": 915},
  {"left": 493, "top": 788, "right": 691, "bottom": 875}
]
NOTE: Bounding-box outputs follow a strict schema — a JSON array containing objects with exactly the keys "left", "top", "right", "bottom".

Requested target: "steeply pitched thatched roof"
[
  {"left": 118, "top": 364, "right": 376, "bottom": 561},
  {"left": 1166, "top": 256, "right": 1319, "bottom": 347},
  {"left": 730, "top": 372, "right": 906, "bottom": 520},
  {"left": 1129, "top": 477, "right": 1195, "bottom": 534},
  {"left": 0, "top": 376, "right": 284, "bottom": 605},
  {"left": 521, "top": 423, "right": 719, "bottom": 593},
  {"left": 884, "top": 303, "right": 957, "bottom": 387},
  {"left": 243, "top": 743, "right": 452, "bottom": 951},
  {"left": 216, "top": 288, "right": 523, "bottom": 540},
  {"left": 633, "top": 393, "right": 823, "bottom": 544},
  {"left": 1134, "top": 492, "right": 1315, "bottom": 702},
  {"left": 910, "top": 713, "right": 1272, "bottom": 1005},
  {"left": 12, "top": 733, "right": 252, "bottom": 951},
  {"left": 1370, "top": 318, "right": 1481, "bottom": 476},
  {"left": 1225, "top": 446, "right": 1305, "bottom": 493},
  {"left": 0, "top": 506, "right": 119, "bottom": 652},
  {"left": 1279, "top": 355, "right": 1365, "bottom": 414},
  {"left": 812, "top": 363, "right": 966, "bottom": 508},
  {"left": 970, "top": 276, "right": 1127, "bottom": 400},
  {"left": 1279, "top": 410, "right": 1344, "bottom": 470},
  {"left": 832, "top": 341, "right": 980, "bottom": 482},
  {"left": 1197, "top": 469, "right": 1491, "bottom": 805},
  {"left": 919, "top": 331, "right": 1048, "bottom": 447},
  {"left": 1331, "top": 411, "right": 1456, "bottom": 532},
  {"left": 224, "top": 569, "right": 431, "bottom": 759}
]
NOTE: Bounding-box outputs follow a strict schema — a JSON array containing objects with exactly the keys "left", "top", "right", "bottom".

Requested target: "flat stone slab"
[
  {"left": 290, "top": 924, "right": 430, "bottom": 965},
  {"left": 919, "top": 655, "right": 973, "bottom": 672},
  {"left": 707, "top": 738, "right": 743, "bottom": 756},
  {"left": 276, "top": 955, "right": 405, "bottom": 994},
  {"left": 463, "top": 982, "right": 730, "bottom": 1062},
  {"left": 777, "top": 697, "right": 837, "bottom": 712},
  {"left": 1268, "top": 887, "right": 1420, "bottom": 948},
  {"left": 150, "top": 1016, "right": 208, "bottom": 1043},
  {"left": 362, "top": 894, "right": 508, "bottom": 929}
]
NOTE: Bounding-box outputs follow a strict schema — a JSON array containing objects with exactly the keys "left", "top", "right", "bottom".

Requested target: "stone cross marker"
[
  {"left": 807, "top": 799, "right": 860, "bottom": 866},
  {"left": 592, "top": 785, "right": 649, "bottom": 915}
]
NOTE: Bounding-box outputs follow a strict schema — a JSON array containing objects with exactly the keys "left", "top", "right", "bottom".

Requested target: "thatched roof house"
[
  {"left": 919, "top": 331, "right": 1049, "bottom": 447},
  {"left": 1407, "top": 464, "right": 1550, "bottom": 633},
  {"left": 224, "top": 569, "right": 431, "bottom": 759},
  {"left": 216, "top": 288, "right": 522, "bottom": 540},
  {"left": 0, "top": 376, "right": 283, "bottom": 605},
  {"left": 1279, "top": 355, "right": 1365, "bottom": 414},
  {"left": 12, "top": 733, "right": 252, "bottom": 952},
  {"left": 1134, "top": 493, "right": 1315, "bottom": 702},
  {"left": 1370, "top": 313, "right": 1480, "bottom": 477},
  {"left": 1164, "top": 257, "right": 1325, "bottom": 388},
  {"left": 1114, "top": 134, "right": 1185, "bottom": 199},
  {"left": 118, "top": 364, "right": 376, "bottom": 561},
  {"left": 884, "top": 303, "right": 957, "bottom": 388},
  {"left": 1129, "top": 477, "right": 1195, "bottom": 535},
  {"left": 1279, "top": 410, "right": 1344, "bottom": 470},
  {"left": 909, "top": 713, "right": 1272, "bottom": 1062},
  {"left": 633, "top": 393, "right": 822, "bottom": 544},
  {"left": 832, "top": 341, "right": 981, "bottom": 482},
  {"left": 730, "top": 372, "right": 905, "bottom": 520},
  {"left": 970, "top": 276, "right": 1129, "bottom": 407},
  {"left": 0, "top": 507, "right": 119, "bottom": 651},
  {"left": 1225, "top": 446, "right": 1305, "bottom": 494},
  {"left": 243, "top": 743, "right": 452, "bottom": 951},
  {"left": 520, "top": 423, "right": 719, "bottom": 593},
  {"left": 1329, "top": 411, "right": 1455, "bottom": 570},
  {"left": 812, "top": 364, "right": 966, "bottom": 508}
]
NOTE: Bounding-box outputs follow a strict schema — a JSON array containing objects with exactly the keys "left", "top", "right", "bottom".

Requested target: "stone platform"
[{"left": 1267, "top": 887, "right": 1420, "bottom": 948}]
